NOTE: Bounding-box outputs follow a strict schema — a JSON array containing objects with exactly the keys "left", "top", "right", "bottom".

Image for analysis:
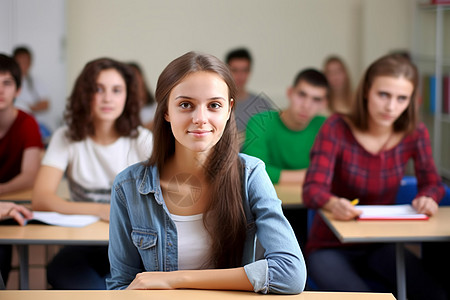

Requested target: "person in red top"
[
  {"left": 0, "top": 53, "right": 43, "bottom": 193},
  {"left": 0, "top": 53, "right": 43, "bottom": 285},
  {"left": 303, "top": 54, "right": 446, "bottom": 299}
]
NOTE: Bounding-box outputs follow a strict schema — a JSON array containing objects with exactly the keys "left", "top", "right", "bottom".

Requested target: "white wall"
[
  {"left": 361, "top": 0, "right": 415, "bottom": 69},
  {"left": 67, "top": 0, "right": 407, "bottom": 109},
  {"left": 0, "top": 0, "right": 67, "bottom": 131},
  {"left": 0, "top": 0, "right": 415, "bottom": 126}
]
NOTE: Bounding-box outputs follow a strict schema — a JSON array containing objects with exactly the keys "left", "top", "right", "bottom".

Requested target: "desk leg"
[
  {"left": 396, "top": 243, "right": 406, "bottom": 300},
  {"left": 17, "top": 245, "right": 29, "bottom": 290}
]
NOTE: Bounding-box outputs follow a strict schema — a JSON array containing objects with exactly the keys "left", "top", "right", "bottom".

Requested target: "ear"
[
  {"left": 164, "top": 112, "right": 170, "bottom": 122},
  {"left": 227, "top": 98, "right": 234, "bottom": 120},
  {"left": 287, "top": 86, "right": 295, "bottom": 105}
]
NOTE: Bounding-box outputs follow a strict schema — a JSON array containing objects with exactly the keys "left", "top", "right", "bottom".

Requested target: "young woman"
[
  {"left": 303, "top": 54, "right": 446, "bottom": 299},
  {"left": 32, "top": 58, "right": 153, "bottom": 289},
  {"left": 322, "top": 55, "right": 352, "bottom": 115},
  {"left": 107, "top": 52, "right": 306, "bottom": 294}
]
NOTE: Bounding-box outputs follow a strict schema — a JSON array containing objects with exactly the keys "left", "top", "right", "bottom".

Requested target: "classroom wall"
[{"left": 66, "top": 0, "right": 415, "bottom": 109}]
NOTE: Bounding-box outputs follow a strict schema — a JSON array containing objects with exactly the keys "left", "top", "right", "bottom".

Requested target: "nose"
[
  {"left": 300, "top": 97, "right": 312, "bottom": 110},
  {"left": 193, "top": 106, "right": 207, "bottom": 124},
  {"left": 102, "top": 90, "right": 113, "bottom": 103},
  {"left": 385, "top": 98, "right": 395, "bottom": 111}
]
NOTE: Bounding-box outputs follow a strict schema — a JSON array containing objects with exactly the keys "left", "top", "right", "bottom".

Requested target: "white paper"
[
  {"left": 28, "top": 211, "right": 100, "bottom": 227},
  {"left": 356, "top": 204, "right": 428, "bottom": 220}
]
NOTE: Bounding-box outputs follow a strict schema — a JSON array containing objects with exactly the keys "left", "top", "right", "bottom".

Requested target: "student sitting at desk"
[
  {"left": 0, "top": 54, "right": 43, "bottom": 286},
  {"left": 32, "top": 58, "right": 153, "bottom": 289},
  {"left": 242, "top": 69, "right": 328, "bottom": 185},
  {"left": 303, "top": 54, "right": 446, "bottom": 299},
  {"left": 107, "top": 52, "right": 306, "bottom": 294}
]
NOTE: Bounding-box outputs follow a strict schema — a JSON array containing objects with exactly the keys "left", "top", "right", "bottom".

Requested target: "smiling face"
[
  {"left": 91, "top": 68, "right": 127, "bottom": 124},
  {"left": 0, "top": 72, "right": 20, "bottom": 111},
  {"left": 366, "top": 76, "right": 413, "bottom": 130},
  {"left": 165, "top": 71, "right": 232, "bottom": 155}
]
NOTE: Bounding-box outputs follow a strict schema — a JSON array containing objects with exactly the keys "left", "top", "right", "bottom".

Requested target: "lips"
[
  {"left": 188, "top": 129, "right": 212, "bottom": 137},
  {"left": 380, "top": 114, "right": 395, "bottom": 121}
]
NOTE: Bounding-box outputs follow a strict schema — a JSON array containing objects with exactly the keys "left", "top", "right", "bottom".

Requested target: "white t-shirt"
[
  {"left": 170, "top": 213, "right": 213, "bottom": 270},
  {"left": 15, "top": 76, "right": 50, "bottom": 113},
  {"left": 42, "top": 126, "right": 153, "bottom": 203}
]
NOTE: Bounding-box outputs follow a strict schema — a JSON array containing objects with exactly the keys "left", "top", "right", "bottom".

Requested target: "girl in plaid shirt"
[{"left": 303, "top": 54, "right": 446, "bottom": 299}]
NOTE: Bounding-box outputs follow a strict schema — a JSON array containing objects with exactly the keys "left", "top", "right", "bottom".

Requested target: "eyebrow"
[{"left": 175, "top": 96, "right": 227, "bottom": 101}]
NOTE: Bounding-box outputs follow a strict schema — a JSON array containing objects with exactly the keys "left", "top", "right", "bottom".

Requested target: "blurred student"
[
  {"left": 0, "top": 54, "right": 42, "bottom": 286},
  {"left": 303, "top": 54, "right": 446, "bottom": 299},
  {"left": 225, "top": 48, "right": 273, "bottom": 134},
  {"left": 12, "top": 46, "right": 52, "bottom": 141},
  {"left": 129, "top": 62, "right": 156, "bottom": 131},
  {"left": 107, "top": 51, "right": 306, "bottom": 294},
  {"left": 322, "top": 55, "right": 352, "bottom": 115},
  {"left": 0, "top": 54, "right": 43, "bottom": 196},
  {"left": 243, "top": 69, "right": 328, "bottom": 185},
  {"left": 32, "top": 58, "right": 153, "bottom": 289}
]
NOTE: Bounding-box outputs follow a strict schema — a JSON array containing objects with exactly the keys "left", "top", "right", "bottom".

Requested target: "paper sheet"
[{"left": 356, "top": 204, "right": 429, "bottom": 220}]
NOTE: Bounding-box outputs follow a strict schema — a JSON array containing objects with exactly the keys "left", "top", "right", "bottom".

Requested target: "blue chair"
[{"left": 395, "top": 175, "right": 450, "bottom": 206}]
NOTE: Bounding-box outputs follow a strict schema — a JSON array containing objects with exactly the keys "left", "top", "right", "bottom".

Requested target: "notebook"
[
  {"left": 0, "top": 211, "right": 100, "bottom": 227},
  {"left": 356, "top": 204, "right": 429, "bottom": 221}
]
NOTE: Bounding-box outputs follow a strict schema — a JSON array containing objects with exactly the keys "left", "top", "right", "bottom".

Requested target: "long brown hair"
[
  {"left": 65, "top": 58, "right": 141, "bottom": 141},
  {"left": 149, "top": 51, "right": 246, "bottom": 268},
  {"left": 323, "top": 55, "right": 352, "bottom": 112},
  {"left": 349, "top": 54, "right": 419, "bottom": 133}
]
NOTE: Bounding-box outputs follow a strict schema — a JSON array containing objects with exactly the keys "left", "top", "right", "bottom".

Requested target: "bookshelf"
[{"left": 413, "top": 2, "right": 450, "bottom": 179}]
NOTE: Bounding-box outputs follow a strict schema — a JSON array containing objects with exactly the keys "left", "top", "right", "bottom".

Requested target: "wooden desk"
[
  {"left": 320, "top": 206, "right": 450, "bottom": 300},
  {"left": 0, "top": 221, "right": 109, "bottom": 290},
  {"left": 0, "top": 290, "right": 396, "bottom": 300},
  {"left": 0, "top": 189, "right": 33, "bottom": 204},
  {"left": 0, "top": 178, "right": 70, "bottom": 204},
  {"left": 274, "top": 184, "right": 303, "bottom": 207}
]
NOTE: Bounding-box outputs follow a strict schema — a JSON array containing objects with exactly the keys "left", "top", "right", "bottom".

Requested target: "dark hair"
[
  {"left": 0, "top": 53, "right": 22, "bottom": 89},
  {"left": 225, "top": 48, "right": 252, "bottom": 65},
  {"left": 12, "top": 46, "right": 32, "bottom": 61},
  {"left": 292, "top": 68, "right": 329, "bottom": 95},
  {"left": 65, "top": 58, "right": 141, "bottom": 141},
  {"left": 349, "top": 54, "right": 418, "bottom": 133},
  {"left": 150, "top": 51, "right": 246, "bottom": 268},
  {"left": 128, "top": 62, "right": 155, "bottom": 106}
]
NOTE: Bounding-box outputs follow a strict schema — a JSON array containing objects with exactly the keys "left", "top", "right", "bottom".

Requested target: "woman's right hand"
[
  {"left": 324, "top": 197, "right": 362, "bottom": 221},
  {"left": 97, "top": 204, "right": 110, "bottom": 222}
]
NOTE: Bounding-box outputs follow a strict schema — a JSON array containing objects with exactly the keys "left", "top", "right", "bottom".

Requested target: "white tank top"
[{"left": 170, "top": 213, "right": 213, "bottom": 270}]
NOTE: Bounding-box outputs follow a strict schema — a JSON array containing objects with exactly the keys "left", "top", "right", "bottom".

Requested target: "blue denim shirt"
[{"left": 107, "top": 154, "right": 306, "bottom": 294}]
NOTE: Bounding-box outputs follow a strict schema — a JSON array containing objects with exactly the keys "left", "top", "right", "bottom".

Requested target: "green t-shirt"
[{"left": 242, "top": 110, "right": 326, "bottom": 183}]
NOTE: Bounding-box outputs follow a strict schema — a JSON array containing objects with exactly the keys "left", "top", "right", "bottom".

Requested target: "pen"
[{"left": 350, "top": 198, "right": 359, "bottom": 206}]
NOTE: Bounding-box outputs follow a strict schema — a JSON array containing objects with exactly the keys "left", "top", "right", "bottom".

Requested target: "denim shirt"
[{"left": 107, "top": 153, "right": 306, "bottom": 294}]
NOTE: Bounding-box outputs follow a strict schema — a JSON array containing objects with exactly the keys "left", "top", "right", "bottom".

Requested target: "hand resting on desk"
[
  {"left": 0, "top": 202, "right": 33, "bottom": 226},
  {"left": 324, "top": 197, "right": 362, "bottom": 221},
  {"left": 412, "top": 196, "right": 438, "bottom": 216}
]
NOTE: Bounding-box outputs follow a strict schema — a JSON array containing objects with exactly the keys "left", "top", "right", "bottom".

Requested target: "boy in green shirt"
[{"left": 243, "top": 69, "right": 329, "bottom": 184}]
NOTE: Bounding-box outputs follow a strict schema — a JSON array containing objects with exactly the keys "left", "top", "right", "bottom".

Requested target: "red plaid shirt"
[{"left": 303, "top": 114, "right": 445, "bottom": 255}]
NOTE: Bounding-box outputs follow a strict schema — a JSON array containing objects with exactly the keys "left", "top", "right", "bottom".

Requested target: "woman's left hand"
[
  {"left": 412, "top": 196, "right": 438, "bottom": 216},
  {"left": 126, "top": 272, "right": 178, "bottom": 290}
]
